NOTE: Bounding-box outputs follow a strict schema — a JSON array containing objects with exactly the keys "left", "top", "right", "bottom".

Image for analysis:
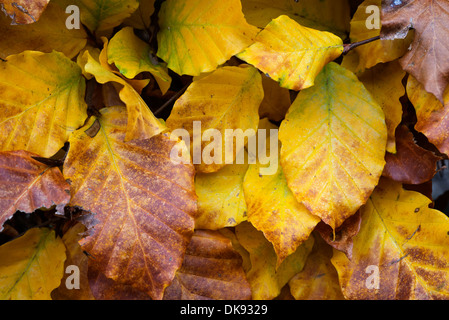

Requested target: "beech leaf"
[
  {"left": 0, "top": 227, "right": 66, "bottom": 299},
  {"left": 63, "top": 106, "right": 197, "bottom": 300},
  {"left": 238, "top": 15, "right": 344, "bottom": 91},
  {"left": 0, "top": 0, "right": 49, "bottom": 24},
  {"left": 279, "top": 62, "right": 387, "bottom": 229}
]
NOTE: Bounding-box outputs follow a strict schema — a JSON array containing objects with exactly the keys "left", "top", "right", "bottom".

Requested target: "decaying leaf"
[
  {"left": 279, "top": 62, "right": 387, "bottom": 229},
  {"left": 63, "top": 107, "right": 197, "bottom": 300},
  {"left": 238, "top": 15, "right": 343, "bottom": 91},
  {"left": 0, "top": 227, "right": 66, "bottom": 299},
  {"left": 383, "top": 125, "right": 442, "bottom": 184},
  {"left": 0, "top": 150, "right": 70, "bottom": 231},
  {"left": 332, "top": 178, "right": 449, "bottom": 299},
  {"left": 163, "top": 230, "right": 252, "bottom": 300},
  {"left": 0, "top": 0, "right": 49, "bottom": 24},
  {"left": 407, "top": 75, "right": 449, "bottom": 156},
  {"left": 0, "top": 50, "right": 88, "bottom": 158},
  {"left": 157, "top": 0, "right": 259, "bottom": 76},
  {"left": 381, "top": 0, "right": 449, "bottom": 104}
]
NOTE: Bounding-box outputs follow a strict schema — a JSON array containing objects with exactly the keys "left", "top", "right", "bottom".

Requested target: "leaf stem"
[{"left": 343, "top": 36, "right": 381, "bottom": 55}]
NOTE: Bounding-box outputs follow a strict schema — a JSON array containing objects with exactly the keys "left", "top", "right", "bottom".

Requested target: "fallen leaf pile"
[{"left": 0, "top": 0, "right": 448, "bottom": 300}]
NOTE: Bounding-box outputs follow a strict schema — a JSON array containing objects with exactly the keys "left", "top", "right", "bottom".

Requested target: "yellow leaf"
[
  {"left": 195, "top": 161, "right": 249, "bottom": 230},
  {"left": 358, "top": 61, "right": 405, "bottom": 154},
  {"left": 235, "top": 221, "right": 314, "bottom": 300},
  {"left": 241, "top": 0, "right": 350, "bottom": 38},
  {"left": 0, "top": 2, "right": 87, "bottom": 60},
  {"left": 107, "top": 27, "right": 172, "bottom": 94},
  {"left": 122, "top": 0, "right": 155, "bottom": 30},
  {"left": 166, "top": 65, "right": 263, "bottom": 173},
  {"left": 157, "top": 0, "right": 259, "bottom": 76},
  {"left": 289, "top": 234, "right": 345, "bottom": 300},
  {"left": 53, "top": 0, "right": 139, "bottom": 32},
  {"left": 0, "top": 228, "right": 66, "bottom": 300},
  {"left": 243, "top": 119, "right": 320, "bottom": 266},
  {"left": 238, "top": 15, "right": 343, "bottom": 91},
  {"left": 279, "top": 62, "right": 387, "bottom": 229},
  {"left": 63, "top": 107, "right": 197, "bottom": 300},
  {"left": 331, "top": 178, "right": 449, "bottom": 299},
  {"left": 80, "top": 49, "right": 166, "bottom": 141},
  {"left": 407, "top": 75, "right": 449, "bottom": 156},
  {"left": 343, "top": 0, "right": 413, "bottom": 72},
  {"left": 0, "top": 51, "right": 88, "bottom": 157}
]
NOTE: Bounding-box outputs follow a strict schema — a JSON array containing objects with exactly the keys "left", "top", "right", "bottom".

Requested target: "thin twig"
[
  {"left": 343, "top": 36, "right": 381, "bottom": 55},
  {"left": 153, "top": 83, "right": 189, "bottom": 116}
]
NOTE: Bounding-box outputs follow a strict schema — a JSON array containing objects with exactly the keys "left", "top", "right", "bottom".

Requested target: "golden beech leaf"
[
  {"left": 80, "top": 49, "right": 166, "bottom": 142},
  {"left": 107, "top": 27, "right": 172, "bottom": 95},
  {"left": 358, "top": 61, "right": 405, "bottom": 154},
  {"left": 235, "top": 221, "right": 314, "bottom": 300},
  {"left": 343, "top": 0, "right": 413, "bottom": 73},
  {"left": 166, "top": 65, "right": 263, "bottom": 173},
  {"left": 241, "top": 0, "right": 350, "bottom": 38},
  {"left": 0, "top": 0, "right": 49, "bottom": 24},
  {"left": 279, "top": 62, "right": 387, "bottom": 230},
  {"left": 0, "top": 150, "right": 70, "bottom": 231},
  {"left": 0, "top": 50, "right": 88, "bottom": 158},
  {"left": 332, "top": 178, "right": 449, "bottom": 299},
  {"left": 289, "top": 234, "right": 345, "bottom": 300},
  {"left": 237, "top": 15, "right": 344, "bottom": 91},
  {"left": 157, "top": 0, "right": 259, "bottom": 76},
  {"left": 407, "top": 75, "right": 449, "bottom": 156},
  {"left": 52, "top": 223, "right": 95, "bottom": 300},
  {"left": 0, "top": 2, "right": 87, "bottom": 60},
  {"left": 0, "top": 227, "right": 66, "bottom": 300},
  {"left": 122, "top": 0, "right": 155, "bottom": 30},
  {"left": 243, "top": 119, "right": 320, "bottom": 266},
  {"left": 195, "top": 161, "right": 249, "bottom": 230},
  {"left": 53, "top": 0, "right": 139, "bottom": 32},
  {"left": 163, "top": 230, "right": 252, "bottom": 300},
  {"left": 63, "top": 106, "right": 197, "bottom": 300}
]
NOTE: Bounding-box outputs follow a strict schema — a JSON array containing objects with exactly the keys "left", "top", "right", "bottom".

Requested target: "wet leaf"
[{"left": 63, "top": 107, "right": 197, "bottom": 300}]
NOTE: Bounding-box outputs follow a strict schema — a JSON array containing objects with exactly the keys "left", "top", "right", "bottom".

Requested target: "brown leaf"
[
  {"left": 315, "top": 211, "right": 361, "bottom": 260},
  {"left": 63, "top": 107, "right": 197, "bottom": 300},
  {"left": 0, "top": 150, "right": 70, "bottom": 231},
  {"left": 163, "top": 230, "right": 252, "bottom": 300},
  {"left": 0, "top": 0, "right": 49, "bottom": 24},
  {"left": 381, "top": 0, "right": 449, "bottom": 103},
  {"left": 383, "top": 125, "right": 442, "bottom": 184}
]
